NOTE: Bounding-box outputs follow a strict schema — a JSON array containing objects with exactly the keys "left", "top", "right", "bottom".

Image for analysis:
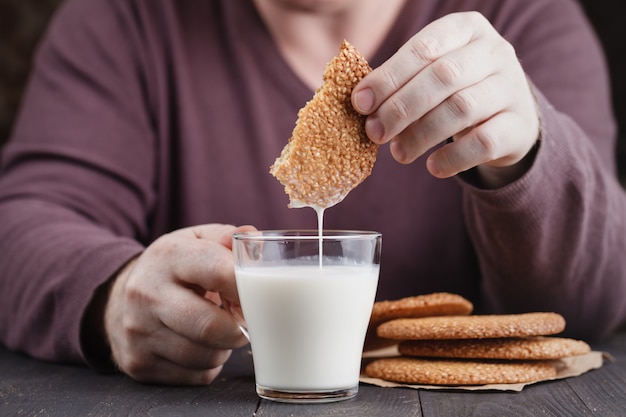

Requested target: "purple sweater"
[{"left": 1, "top": 0, "right": 625, "bottom": 367}]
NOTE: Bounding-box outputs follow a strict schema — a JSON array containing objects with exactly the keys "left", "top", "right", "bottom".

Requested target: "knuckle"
[
  {"left": 409, "top": 36, "right": 442, "bottom": 64},
  {"left": 454, "top": 10, "right": 488, "bottom": 28},
  {"left": 206, "top": 349, "right": 232, "bottom": 369},
  {"left": 147, "top": 235, "right": 179, "bottom": 259},
  {"left": 447, "top": 90, "right": 478, "bottom": 119},
  {"left": 123, "top": 272, "right": 156, "bottom": 305},
  {"left": 495, "top": 37, "right": 516, "bottom": 58},
  {"left": 200, "top": 367, "right": 223, "bottom": 385},
  {"left": 431, "top": 57, "right": 462, "bottom": 88},
  {"left": 117, "top": 317, "right": 152, "bottom": 354},
  {"left": 466, "top": 10, "right": 487, "bottom": 24},
  {"left": 117, "top": 352, "right": 151, "bottom": 381},
  {"left": 196, "top": 310, "right": 221, "bottom": 342},
  {"left": 206, "top": 248, "right": 232, "bottom": 285},
  {"left": 379, "top": 65, "right": 404, "bottom": 92},
  {"left": 474, "top": 126, "right": 499, "bottom": 160},
  {"left": 387, "top": 95, "right": 412, "bottom": 121},
  {"left": 123, "top": 357, "right": 145, "bottom": 376},
  {"left": 123, "top": 277, "right": 144, "bottom": 299}
]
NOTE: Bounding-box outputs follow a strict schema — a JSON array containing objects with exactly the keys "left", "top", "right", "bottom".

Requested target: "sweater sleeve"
[
  {"left": 0, "top": 0, "right": 152, "bottom": 365},
  {"left": 461, "top": 0, "right": 626, "bottom": 340}
]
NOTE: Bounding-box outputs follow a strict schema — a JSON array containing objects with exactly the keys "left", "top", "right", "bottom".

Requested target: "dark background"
[
  {"left": 0, "top": 0, "right": 624, "bottom": 184},
  {"left": 0, "top": 0, "right": 63, "bottom": 147}
]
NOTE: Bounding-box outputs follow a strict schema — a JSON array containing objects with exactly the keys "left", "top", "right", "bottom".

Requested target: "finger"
[
  {"left": 166, "top": 225, "right": 257, "bottom": 302},
  {"left": 109, "top": 324, "right": 228, "bottom": 385},
  {"left": 222, "top": 225, "right": 257, "bottom": 249},
  {"left": 352, "top": 12, "right": 492, "bottom": 116},
  {"left": 389, "top": 73, "right": 506, "bottom": 164},
  {"left": 372, "top": 36, "right": 508, "bottom": 145},
  {"left": 151, "top": 234, "right": 238, "bottom": 301},
  {"left": 128, "top": 353, "right": 225, "bottom": 386},
  {"left": 156, "top": 282, "right": 248, "bottom": 349},
  {"left": 181, "top": 224, "right": 257, "bottom": 249},
  {"left": 148, "top": 326, "right": 234, "bottom": 370},
  {"left": 426, "top": 111, "right": 530, "bottom": 178}
]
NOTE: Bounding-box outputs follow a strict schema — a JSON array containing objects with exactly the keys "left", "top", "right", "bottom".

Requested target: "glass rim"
[{"left": 232, "top": 229, "right": 381, "bottom": 241}]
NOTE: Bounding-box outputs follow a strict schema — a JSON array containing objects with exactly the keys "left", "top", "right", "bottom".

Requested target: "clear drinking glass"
[{"left": 232, "top": 230, "right": 381, "bottom": 403}]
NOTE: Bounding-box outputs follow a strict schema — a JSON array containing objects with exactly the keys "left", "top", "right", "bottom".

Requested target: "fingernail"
[
  {"left": 354, "top": 88, "right": 375, "bottom": 113},
  {"left": 366, "top": 116, "right": 384, "bottom": 142}
]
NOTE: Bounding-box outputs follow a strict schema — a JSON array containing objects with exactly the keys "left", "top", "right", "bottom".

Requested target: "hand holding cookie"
[{"left": 352, "top": 12, "right": 540, "bottom": 188}]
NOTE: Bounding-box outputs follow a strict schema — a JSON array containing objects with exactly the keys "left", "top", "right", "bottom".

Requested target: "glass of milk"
[{"left": 232, "top": 230, "right": 381, "bottom": 403}]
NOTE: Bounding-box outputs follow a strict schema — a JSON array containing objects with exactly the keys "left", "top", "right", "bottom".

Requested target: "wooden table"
[{"left": 2, "top": 332, "right": 625, "bottom": 416}]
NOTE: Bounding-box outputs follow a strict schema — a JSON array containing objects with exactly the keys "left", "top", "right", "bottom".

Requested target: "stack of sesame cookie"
[{"left": 364, "top": 293, "right": 591, "bottom": 386}]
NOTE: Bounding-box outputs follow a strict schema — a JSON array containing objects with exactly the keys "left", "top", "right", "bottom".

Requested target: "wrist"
[
  {"left": 80, "top": 277, "right": 116, "bottom": 371},
  {"left": 80, "top": 256, "right": 137, "bottom": 372},
  {"left": 467, "top": 139, "right": 540, "bottom": 189}
]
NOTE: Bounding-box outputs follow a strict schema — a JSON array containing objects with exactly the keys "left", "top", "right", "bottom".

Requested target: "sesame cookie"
[
  {"left": 364, "top": 357, "right": 558, "bottom": 386},
  {"left": 377, "top": 312, "right": 566, "bottom": 340},
  {"left": 398, "top": 336, "right": 590, "bottom": 360},
  {"left": 370, "top": 292, "right": 473, "bottom": 323},
  {"left": 365, "top": 292, "right": 474, "bottom": 351},
  {"left": 270, "top": 40, "right": 377, "bottom": 209}
]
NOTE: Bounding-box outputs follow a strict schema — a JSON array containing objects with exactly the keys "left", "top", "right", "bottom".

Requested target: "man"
[{"left": 1, "top": 0, "right": 624, "bottom": 385}]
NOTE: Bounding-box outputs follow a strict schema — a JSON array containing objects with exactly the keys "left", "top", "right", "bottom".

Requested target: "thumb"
[{"left": 181, "top": 224, "right": 257, "bottom": 249}]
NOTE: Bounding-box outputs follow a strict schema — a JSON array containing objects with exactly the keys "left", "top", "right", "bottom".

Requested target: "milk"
[{"left": 236, "top": 263, "right": 379, "bottom": 391}]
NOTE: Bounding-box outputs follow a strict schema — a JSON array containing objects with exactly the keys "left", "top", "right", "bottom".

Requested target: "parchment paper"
[{"left": 360, "top": 345, "right": 607, "bottom": 392}]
